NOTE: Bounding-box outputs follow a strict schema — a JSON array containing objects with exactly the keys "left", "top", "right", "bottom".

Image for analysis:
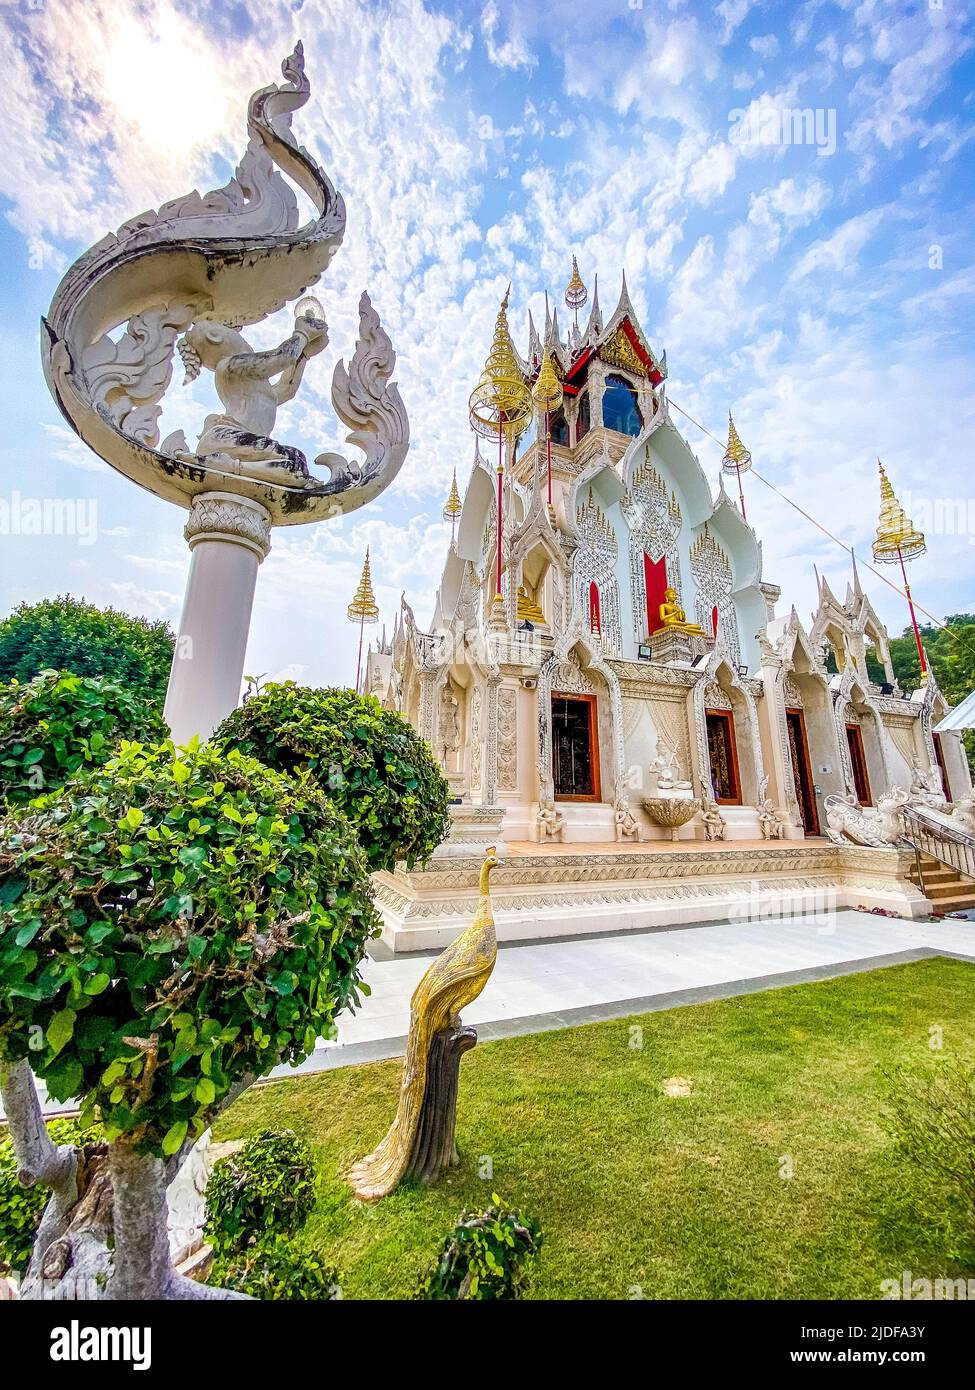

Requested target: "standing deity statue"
[{"left": 438, "top": 686, "right": 461, "bottom": 768}]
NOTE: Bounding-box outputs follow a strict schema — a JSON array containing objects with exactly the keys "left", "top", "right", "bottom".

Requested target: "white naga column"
[{"left": 164, "top": 492, "right": 272, "bottom": 744}]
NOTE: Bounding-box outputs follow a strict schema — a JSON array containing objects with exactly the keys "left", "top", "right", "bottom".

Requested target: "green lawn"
[{"left": 215, "top": 957, "right": 975, "bottom": 1299}]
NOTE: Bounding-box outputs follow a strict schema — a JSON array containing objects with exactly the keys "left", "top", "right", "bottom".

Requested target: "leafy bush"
[
  {"left": 882, "top": 1060, "right": 975, "bottom": 1233},
  {"left": 0, "top": 671, "right": 167, "bottom": 808},
  {"left": 0, "top": 597, "right": 175, "bottom": 710},
  {"left": 415, "top": 1197, "right": 542, "bottom": 1300},
  {"left": 0, "top": 740, "right": 379, "bottom": 1156},
  {"left": 205, "top": 1128, "right": 317, "bottom": 1253},
  {"left": 0, "top": 1116, "right": 104, "bottom": 1275},
  {"left": 214, "top": 683, "right": 449, "bottom": 872},
  {"left": 209, "top": 1236, "right": 341, "bottom": 1300}
]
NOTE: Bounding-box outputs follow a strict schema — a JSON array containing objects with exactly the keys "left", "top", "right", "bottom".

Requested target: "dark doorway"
[
  {"left": 786, "top": 708, "right": 820, "bottom": 834},
  {"left": 552, "top": 694, "right": 600, "bottom": 801},
  {"left": 933, "top": 732, "right": 952, "bottom": 800},
  {"left": 705, "top": 709, "right": 741, "bottom": 804},
  {"left": 846, "top": 724, "right": 872, "bottom": 805}
]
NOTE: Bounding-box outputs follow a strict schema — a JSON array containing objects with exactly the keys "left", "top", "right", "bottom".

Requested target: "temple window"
[
  {"left": 589, "top": 581, "right": 601, "bottom": 634},
  {"left": 602, "top": 374, "right": 643, "bottom": 436},
  {"left": 575, "top": 391, "right": 590, "bottom": 443},
  {"left": 549, "top": 406, "right": 569, "bottom": 446}
]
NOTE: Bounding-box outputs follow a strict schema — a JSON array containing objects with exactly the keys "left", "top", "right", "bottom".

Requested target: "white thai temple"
[{"left": 365, "top": 265, "right": 972, "bottom": 951}]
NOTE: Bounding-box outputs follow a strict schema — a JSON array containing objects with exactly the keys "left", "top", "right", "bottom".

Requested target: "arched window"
[
  {"left": 601, "top": 374, "right": 643, "bottom": 436},
  {"left": 575, "top": 391, "right": 591, "bottom": 443},
  {"left": 549, "top": 407, "right": 569, "bottom": 446},
  {"left": 589, "top": 581, "right": 601, "bottom": 635}
]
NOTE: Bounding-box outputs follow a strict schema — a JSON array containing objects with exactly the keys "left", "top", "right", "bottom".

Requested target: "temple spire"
[
  {"left": 872, "top": 458, "right": 928, "bottom": 682},
  {"left": 564, "top": 254, "right": 588, "bottom": 329},
  {"left": 442, "top": 469, "right": 463, "bottom": 549},
  {"left": 721, "top": 411, "right": 752, "bottom": 520},
  {"left": 348, "top": 548, "right": 380, "bottom": 694}
]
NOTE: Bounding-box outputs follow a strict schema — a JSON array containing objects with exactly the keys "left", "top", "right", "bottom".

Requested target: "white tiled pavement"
[{"left": 279, "top": 907, "right": 975, "bottom": 1077}]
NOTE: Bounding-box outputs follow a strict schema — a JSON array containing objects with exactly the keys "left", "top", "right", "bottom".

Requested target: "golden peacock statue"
[{"left": 349, "top": 847, "right": 501, "bottom": 1200}]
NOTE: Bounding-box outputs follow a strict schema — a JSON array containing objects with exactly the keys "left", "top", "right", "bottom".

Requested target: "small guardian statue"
[
  {"left": 537, "top": 797, "right": 566, "bottom": 842},
  {"left": 615, "top": 802, "right": 641, "bottom": 843}
]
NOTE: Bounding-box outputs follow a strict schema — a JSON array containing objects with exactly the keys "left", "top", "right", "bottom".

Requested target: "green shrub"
[
  {"left": 214, "top": 683, "right": 449, "bottom": 871},
  {"left": 0, "top": 740, "right": 379, "bottom": 1156},
  {"left": 882, "top": 1060, "right": 975, "bottom": 1233},
  {"left": 0, "top": 1116, "right": 104, "bottom": 1275},
  {"left": 0, "top": 597, "right": 175, "bottom": 710},
  {"left": 0, "top": 670, "right": 167, "bottom": 808},
  {"left": 204, "top": 1128, "right": 316, "bottom": 1253},
  {"left": 209, "top": 1236, "right": 341, "bottom": 1300},
  {"left": 415, "top": 1197, "right": 542, "bottom": 1300}
]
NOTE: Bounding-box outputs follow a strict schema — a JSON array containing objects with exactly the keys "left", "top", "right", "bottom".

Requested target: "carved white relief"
[
  {"left": 497, "top": 686, "right": 519, "bottom": 792},
  {"left": 572, "top": 489, "right": 622, "bottom": 656}
]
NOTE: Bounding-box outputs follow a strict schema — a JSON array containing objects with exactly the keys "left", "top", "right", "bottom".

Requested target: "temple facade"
[{"left": 367, "top": 267, "right": 970, "bottom": 861}]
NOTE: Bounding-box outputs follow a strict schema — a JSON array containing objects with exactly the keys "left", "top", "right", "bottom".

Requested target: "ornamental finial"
[
  {"left": 565, "top": 255, "right": 588, "bottom": 323},
  {"left": 532, "top": 348, "right": 563, "bottom": 413},
  {"left": 348, "top": 548, "right": 380, "bottom": 623},
  {"left": 721, "top": 413, "right": 752, "bottom": 474},
  {"left": 442, "top": 469, "right": 463, "bottom": 549},
  {"left": 872, "top": 459, "right": 926, "bottom": 563},
  {"left": 468, "top": 291, "right": 532, "bottom": 442}
]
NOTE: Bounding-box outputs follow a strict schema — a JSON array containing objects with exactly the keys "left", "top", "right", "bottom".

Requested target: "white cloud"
[
  {"left": 789, "top": 208, "right": 885, "bottom": 282},
  {"left": 480, "top": 0, "right": 536, "bottom": 71},
  {"left": 750, "top": 35, "right": 780, "bottom": 59}
]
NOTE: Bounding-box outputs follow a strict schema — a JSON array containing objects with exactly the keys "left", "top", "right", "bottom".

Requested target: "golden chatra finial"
[
  {"left": 347, "top": 548, "right": 380, "bottom": 624},
  {"left": 532, "top": 347, "right": 563, "bottom": 413},
  {"left": 469, "top": 290, "right": 532, "bottom": 442},
  {"left": 872, "top": 459, "right": 925, "bottom": 563},
  {"left": 721, "top": 413, "right": 752, "bottom": 474},
  {"left": 442, "top": 469, "right": 463, "bottom": 522},
  {"left": 565, "top": 255, "right": 588, "bottom": 313}
]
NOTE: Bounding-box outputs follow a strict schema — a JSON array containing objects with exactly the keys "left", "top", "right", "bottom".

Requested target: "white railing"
[{"left": 902, "top": 804, "right": 975, "bottom": 890}]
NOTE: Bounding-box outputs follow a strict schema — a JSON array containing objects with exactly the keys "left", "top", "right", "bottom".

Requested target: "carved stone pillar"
[
  {"left": 484, "top": 674, "right": 501, "bottom": 806},
  {"left": 164, "top": 491, "right": 272, "bottom": 744},
  {"left": 418, "top": 670, "right": 440, "bottom": 750}
]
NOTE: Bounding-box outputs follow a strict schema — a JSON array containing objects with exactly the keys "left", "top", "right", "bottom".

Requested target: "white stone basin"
[{"left": 642, "top": 797, "right": 701, "bottom": 841}]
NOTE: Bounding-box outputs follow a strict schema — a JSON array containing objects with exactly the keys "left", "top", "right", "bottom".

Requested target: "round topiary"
[
  {"left": 214, "top": 683, "right": 450, "bottom": 872},
  {"left": 0, "top": 740, "right": 379, "bottom": 1157},
  {"left": 209, "top": 1237, "right": 341, "bottom": 1300},
  {"left": 204, "top": 1128, "right": 317, "bottom": 1253},
  {"left": 0, "top": 670, "right": 168, "bottom": 809}
]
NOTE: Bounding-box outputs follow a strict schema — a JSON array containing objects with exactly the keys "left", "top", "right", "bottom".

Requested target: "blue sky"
[{"left": 1, "top": 0, "right": 973, "bottom": 689}]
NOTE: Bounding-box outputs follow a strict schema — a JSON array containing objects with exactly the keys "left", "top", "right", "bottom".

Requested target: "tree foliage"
[
  {"left": 214, "top": 683, "right": 450, "bottom": 871},
  {"left": 209, "top": 1237, "right": 341, "bottom": 1300},
  {"left": 0, "top": 740, "right": 379, "bottom": 1157},
  {"left": 0, "top": 597, "right": 175, "bottom": 710},
  {"left": 889, "top": 613, "right": 975, "bottom": 769},
  {"left": 0, "top": 670, "right": 167, "bottom": 808}
]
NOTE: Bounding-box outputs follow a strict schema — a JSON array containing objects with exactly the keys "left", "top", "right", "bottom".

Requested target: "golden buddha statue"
[
  {"left": 658, "top": 586, "right": 705, "bottom": 636},
  {"left": 517, "top": 585, "right": 546, "bottom": 625}
]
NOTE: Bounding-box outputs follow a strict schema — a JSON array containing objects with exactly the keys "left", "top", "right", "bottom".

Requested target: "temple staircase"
[{"left": 902, "top": 805, "right": 975, "bottom": 917}]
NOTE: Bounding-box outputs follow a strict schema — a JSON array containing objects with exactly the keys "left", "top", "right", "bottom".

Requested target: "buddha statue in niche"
[{"left": 659, "top": 586, "right": 705, "bottom": 636}]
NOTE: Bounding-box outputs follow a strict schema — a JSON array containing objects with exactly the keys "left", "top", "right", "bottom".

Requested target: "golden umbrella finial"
[
  {"left": 469, "top": 290, "right": 532, "bottom": 608},
  {"left": 348, "top": 547, "right": 380, "bottom": 694},
  {"left": 721, "top": 412, "right": 752, "bottom": 519},
  {"left": 564, "top": 255, "right": 588, "bottom": 327},
  {"left": 872, "top": 459, "right": 928, "bottom": 683},
  {"left": 532, "top": 348, "right": 564, "bottom": 511},
  {"left": 442, "top": 469, "right": 463, "bottom": 549}
]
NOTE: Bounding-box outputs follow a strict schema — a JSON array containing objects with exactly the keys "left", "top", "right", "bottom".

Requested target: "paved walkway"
[
  {"left": 277, "top": 907, "right": 975, "bottom": 1080},
  {"left": 12, "top": 909, "right": 974, "bottom": 1115}
]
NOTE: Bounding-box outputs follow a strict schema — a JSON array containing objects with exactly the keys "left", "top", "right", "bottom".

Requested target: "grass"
[{"left": 215, "top": 957, "right": 975, "bottom": 1299}]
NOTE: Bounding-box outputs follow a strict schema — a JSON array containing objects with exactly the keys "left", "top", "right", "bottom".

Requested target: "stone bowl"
[{"left": 642, "top": 797, "right": 701, "bottom": 841}]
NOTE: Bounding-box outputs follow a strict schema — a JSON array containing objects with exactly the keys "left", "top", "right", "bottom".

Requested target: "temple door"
[
  {"left": 786, "top": 707, "right": 819, "bottom": 834},
  {"left": 705, "top": 709, "right": 741, "bottom": 804},
  {"left": 933, "top": 733, "right": 951, "bottom": 800},
  {"left": 552, "top": 693, "right": 601, "bottom": 802},
  {"left": 845, "top": 724, "right": 872, "bottom": 805}
]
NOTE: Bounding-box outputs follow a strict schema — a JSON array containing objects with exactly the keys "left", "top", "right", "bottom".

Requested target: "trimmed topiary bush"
[
  {"left": 204, "top": 1128, "right": 317, "bottom": 1253},
  {"left": 0, "top": 1116, "right": 104, "bottom": 1275},
  {"left": 0, "top": 670, "right": 167, "bottom": 808},
  {"left": 0, "top": 597, "right": 175, "bottom": 710},
  {"left": 0, "top": 738, "right": 379, "bottom": 1156},
  {"left": 415, "top": 1197, "right": 542, "bottom": 1300},
  {"left": 209, "top": 1237, "right": 341, "bottom": 1300},
  {"left": 213, "top": 682, "right": 450, "bottom": 872}
]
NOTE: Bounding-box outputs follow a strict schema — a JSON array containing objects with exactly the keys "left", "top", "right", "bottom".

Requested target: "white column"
[{"left": 164, "top": 491, "right": 272, "bottom": 744}]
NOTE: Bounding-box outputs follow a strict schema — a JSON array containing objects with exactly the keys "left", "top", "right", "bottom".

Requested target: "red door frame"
[
  {"left": 845, "top": 724, "right": 872, "bottom": 805},
  {"left": 552, "top": 692, "right": 601, "bottom": 803},
  {"left": 786, "top": 707, "right": 820, "bottom": 835},
  {"left": 932, "top": 732, "right": 952, "bottom": 801},
  {"left": 705, "top": 708, "right": 742, "bottom": 805}
]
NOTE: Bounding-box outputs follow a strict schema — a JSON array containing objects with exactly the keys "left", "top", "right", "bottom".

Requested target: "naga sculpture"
[
  {"left": 349, "top": 848, "right": 501, "bottom": 1200},
  {"left": 40, "top": 42, "right": 409, "bottom": 744},
  {"left": 823, "top": 787, "right": 910, "bottom": 847},
  {"left": 42, "top": 42, "right": 406, "bottom": 518}
]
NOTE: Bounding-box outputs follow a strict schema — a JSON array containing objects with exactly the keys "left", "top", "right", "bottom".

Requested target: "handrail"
[{"left": 902, "top": 804, "right": 975, "bottom": 890}]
